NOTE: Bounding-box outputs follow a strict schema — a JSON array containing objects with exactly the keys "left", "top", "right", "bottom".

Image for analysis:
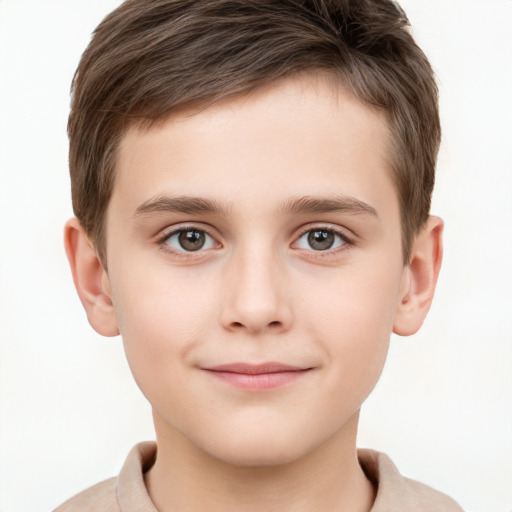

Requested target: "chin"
[
  {"left": 213, "top": 441, "right": 304, "bottom": 468},
  {"left": 196, "top": 424, "right": 319, "bottom": 468}
]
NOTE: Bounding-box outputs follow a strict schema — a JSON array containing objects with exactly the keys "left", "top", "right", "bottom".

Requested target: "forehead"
[{"left": 111, "top": 75, "right": 396, "bottom": 219}]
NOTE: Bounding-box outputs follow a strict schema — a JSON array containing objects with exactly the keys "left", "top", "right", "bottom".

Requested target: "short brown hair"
[{"left": 68, "top": 0, "right": 440, "bottom": 265}]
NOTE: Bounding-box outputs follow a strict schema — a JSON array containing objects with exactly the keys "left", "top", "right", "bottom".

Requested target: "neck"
[{"left": 145, "top": 411, "right": 375, "bottom": 512}]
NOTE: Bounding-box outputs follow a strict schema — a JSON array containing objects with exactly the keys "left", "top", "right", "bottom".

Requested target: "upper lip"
[{"left": 204, "top": 363, "right": 310, "bottom": 374}]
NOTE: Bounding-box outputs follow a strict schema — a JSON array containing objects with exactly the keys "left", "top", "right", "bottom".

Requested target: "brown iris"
[
  {"left": 307, "top": 230, "right": 335, "bottom": 251},
  {"left": 178, "top": 230, "right": 206, "bottom": 251}
]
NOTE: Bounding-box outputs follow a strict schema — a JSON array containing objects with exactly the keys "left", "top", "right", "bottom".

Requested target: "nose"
[{"left": 219, "top": 246, "right": 293, "bottom": 335}]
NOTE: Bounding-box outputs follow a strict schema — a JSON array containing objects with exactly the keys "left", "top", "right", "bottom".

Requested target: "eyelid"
[
  {"left": 154, "top": 222, "right": 355, "bottom": 258},
  {"left": 291, "top": 224, "right": 355, "bottom": 252},
  {"left": 156, "top": 223, "right": 222, "bottom": 255}
]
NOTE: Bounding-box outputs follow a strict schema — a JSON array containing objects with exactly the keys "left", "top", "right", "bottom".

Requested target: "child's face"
[{"left": 103, "top": 76, "right": 409, "bottom": 465}]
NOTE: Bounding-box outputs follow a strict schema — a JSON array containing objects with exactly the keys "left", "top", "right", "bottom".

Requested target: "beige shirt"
[{"left": 54, "top": 442, "right": 464, "bottom": 511}]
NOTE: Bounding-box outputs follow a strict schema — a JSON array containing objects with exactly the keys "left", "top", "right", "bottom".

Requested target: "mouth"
[{"left": 202, "top": 362, "right": 313, "bottom": 391}]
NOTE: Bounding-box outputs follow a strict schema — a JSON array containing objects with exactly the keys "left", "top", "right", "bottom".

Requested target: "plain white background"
[{"left": 0, "top": 1, "right": 511, "bottom": 511}]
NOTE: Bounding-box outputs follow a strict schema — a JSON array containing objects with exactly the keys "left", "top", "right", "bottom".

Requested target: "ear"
[
  {"left": 64, "top": 218, "right": 119, "bottom": 337},
  {"left": 393, "top": 216, "right": 444, "bottom": 336}
]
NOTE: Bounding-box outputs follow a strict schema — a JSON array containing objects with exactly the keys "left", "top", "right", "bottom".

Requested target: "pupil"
[
  {"left": 178, "top": 230, "right": 205, "bottom": 251},
  {"left": 308, "top": 230, "right": 334, "bottom": 251}
]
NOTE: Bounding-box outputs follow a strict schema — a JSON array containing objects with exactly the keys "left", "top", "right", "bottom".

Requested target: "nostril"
[{"left": 230, "top": 320, "right": 282, "bottom": 330}]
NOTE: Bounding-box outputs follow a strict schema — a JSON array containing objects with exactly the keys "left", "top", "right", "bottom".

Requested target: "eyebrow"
[
  {"left": 134, "top": 194, "right": 378, "bottom": 219},
  {"left": 134, "top": 195, "right": 231, "bottom": 217},
  {"left": 281, "top": 195, "right": 378, "bottom": 218}
]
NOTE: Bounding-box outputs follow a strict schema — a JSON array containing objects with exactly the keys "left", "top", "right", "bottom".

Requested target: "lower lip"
[{"left": 205, "top": 370, "right": 310, "bottom": 391}]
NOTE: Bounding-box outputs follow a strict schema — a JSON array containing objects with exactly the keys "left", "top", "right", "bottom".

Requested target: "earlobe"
[
  {"left": 64, "top": 218, "right": 119, "bottom": 337},
  {"left": 393, "top": 216, "right": 444, "bottom": 336}
]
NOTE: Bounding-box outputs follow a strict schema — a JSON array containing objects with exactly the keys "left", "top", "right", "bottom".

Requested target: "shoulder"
[
  {"left": 52, "top": 442, "right": 157, "bottom": 512},
  {"left": 358, "top": 449, "right": 465, "bottom": 512},
  {"left": 53, "top": 477, "right": 119, "bottom": 512}
]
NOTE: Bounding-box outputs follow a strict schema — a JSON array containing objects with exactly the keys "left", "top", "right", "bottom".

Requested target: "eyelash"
[
  {"left": 156, "top": 225, "right": 220, "bottom": 259},
  {"left": 155, "top": 224, "right": 354, "bottom": 258},
  {"left": 293, "top": 226, "right": 354, "bottom": 256}
]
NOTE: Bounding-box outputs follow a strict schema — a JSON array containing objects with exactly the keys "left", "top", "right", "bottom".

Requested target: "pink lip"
[{"left": 203, "top": 362, "right": 312, "bottom": 391}]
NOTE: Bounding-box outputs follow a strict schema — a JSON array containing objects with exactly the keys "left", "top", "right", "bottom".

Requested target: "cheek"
[
  {"left": 109, "top": 265, "right": 217, "bottom": 391},
  {"left": 303, "top": 260, "right": 403, "bottom": 392},
  {"left": 305, "top": 259, "right": 402, "bottom": 333}
]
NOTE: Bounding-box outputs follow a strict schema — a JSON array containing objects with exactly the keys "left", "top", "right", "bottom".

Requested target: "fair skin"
[{"left": 65, "top": 76, "right": 443, "bottom": 512}]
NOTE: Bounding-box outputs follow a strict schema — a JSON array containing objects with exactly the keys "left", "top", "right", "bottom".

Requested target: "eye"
[
  {"left": 295, "top": 229, "right": 347, "bottom": 251},
  {"left": 163, "top": 229, "right": 217, "bottom": 252}
]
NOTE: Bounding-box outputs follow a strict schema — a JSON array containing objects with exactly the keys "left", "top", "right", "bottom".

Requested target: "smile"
[{"left": 203, "top": 363, "right": 313, "bottom": 391}]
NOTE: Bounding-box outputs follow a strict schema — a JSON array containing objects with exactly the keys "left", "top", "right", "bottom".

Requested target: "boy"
[{"left": 57, "top": 0, "right": 463, "bottom": 510}]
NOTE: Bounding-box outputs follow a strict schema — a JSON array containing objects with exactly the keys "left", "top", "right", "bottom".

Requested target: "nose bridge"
[{"left": 220, "top": 237, "right": 292, "bottom": 334}]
